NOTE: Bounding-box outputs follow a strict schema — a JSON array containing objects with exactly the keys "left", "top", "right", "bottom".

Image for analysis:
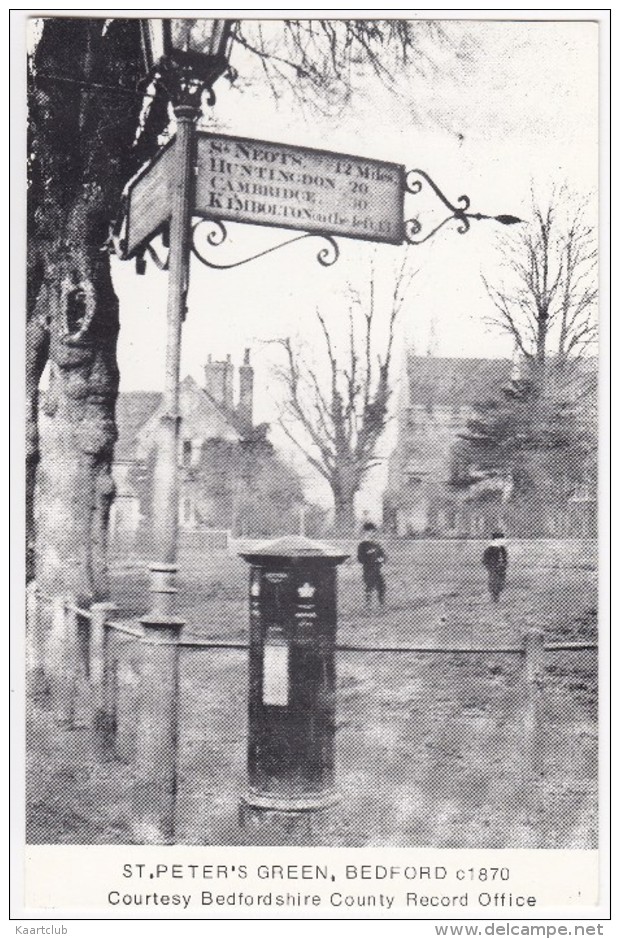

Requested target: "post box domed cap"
[{"left": 239, "top": 534, "right": 349, "bottom": 562}]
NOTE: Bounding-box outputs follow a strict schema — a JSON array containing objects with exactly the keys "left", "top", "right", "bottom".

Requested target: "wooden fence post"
[
  {"left": 48, "top": 594, "right": 79, "bottom": 726},
  {"left": 131, "top": 615, "right": 184, "bottom": 844},
  {"left": 26, "top": 581, "right": 37, "bottom": 670},
  {"left": 90, "top": 602, "right": 117, "bottom": 745},
  {"left": 115, "top": 652, "right": 141, "bottom": 764},
  {"left": 26, "top": 582, "right": 48, "bottom": 700},
  {"left": 524, "top": 627, "right": 545, "bottom": 846},
  {"left": 46, "top": 594, "right": 65, "bottom": 701}
]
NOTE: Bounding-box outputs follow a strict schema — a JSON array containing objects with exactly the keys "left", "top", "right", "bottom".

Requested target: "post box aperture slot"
[{"left": 262, "top": 626, "right": 289, "bottom": 707}]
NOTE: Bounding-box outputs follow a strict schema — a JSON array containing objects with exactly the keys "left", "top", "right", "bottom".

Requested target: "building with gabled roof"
[{"left": 110, "top": 350, "right": 305, "bottom": 549}]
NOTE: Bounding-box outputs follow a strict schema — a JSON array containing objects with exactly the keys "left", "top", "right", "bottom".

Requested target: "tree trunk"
[
  {"left": 332, "top": 487, "right": 357, "bottom": 535},
  {"left": 36, "top": 194, "right": 119, "bottom": 607},
  {"left": 27, "top": 17, "right": 160, "bottom": 609},
  {"left": 25, "top": 306, "right": 49, "bottom": 583},
  {"left": 534, "top": 313, "right": 548, "bottom": 394}
]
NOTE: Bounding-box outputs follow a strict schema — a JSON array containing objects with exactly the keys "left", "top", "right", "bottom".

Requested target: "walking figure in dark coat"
[
  {"left": 482, "top": 532, "right": 508, "bottom": 602},
  {"left": 357, "top": 522, "right": 387, "bottom": 608}
]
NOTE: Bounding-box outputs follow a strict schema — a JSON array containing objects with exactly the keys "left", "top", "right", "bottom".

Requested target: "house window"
[{"left": 191, "top": 438, "right": 202, "bottom": 466}]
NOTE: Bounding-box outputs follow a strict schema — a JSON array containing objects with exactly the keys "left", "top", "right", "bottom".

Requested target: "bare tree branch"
[
  {"left": 277, "top": 417, "right": 333, "bottom": 481},
  {"left": 231, "top": 19, "right": 460, "bottom": 119},
  {"left": 270, "top": 254, "right": 415, "bottom": 530},
  {"left": 483, "top": 188, "right": 597, "bottom": 384}
]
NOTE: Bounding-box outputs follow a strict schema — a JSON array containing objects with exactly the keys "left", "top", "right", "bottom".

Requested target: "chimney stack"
[
  {"left": 204, "top": 354, "right": 235, "bottom": 412},
  {"left": 224, "top": 355, "right": 234, "bottom": 412},
  {"left": 238, "top": 348, "right": 254, "bottom": 428}
]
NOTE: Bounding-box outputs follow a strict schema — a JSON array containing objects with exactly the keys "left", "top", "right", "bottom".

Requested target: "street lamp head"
[{"left": 140, "top": 18, "right": 234, "bottom": 93}]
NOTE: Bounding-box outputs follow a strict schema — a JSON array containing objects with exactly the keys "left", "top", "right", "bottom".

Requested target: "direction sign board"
[
  {"left": 124, "top": 141, "right": 175, "bottom": 258},
  {"left": 124, "top": 132, "right": 405, "bottom": 257},
  {"left": 194, "top": 132, "right": 404, "bottom": 245}
]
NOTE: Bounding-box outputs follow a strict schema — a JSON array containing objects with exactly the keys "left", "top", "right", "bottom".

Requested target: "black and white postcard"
[{"left": 12, "top": 8, "right": 609, "bottom": 926}]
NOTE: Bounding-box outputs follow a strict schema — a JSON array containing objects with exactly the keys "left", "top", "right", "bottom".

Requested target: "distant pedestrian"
[
  {"left": 357, "top": 522, "right": 387, "bottom": 608},
  {"left": 482, "top": 532, "right": 509, "bottom": 602}
]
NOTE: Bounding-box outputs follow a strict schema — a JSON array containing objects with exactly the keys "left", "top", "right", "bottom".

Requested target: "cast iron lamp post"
[
  {"left": 128, "top": 18, "right": 235, "bottom": 846},
  {"left": 140, "top": 18, "right": 234, "bottom": 594}
]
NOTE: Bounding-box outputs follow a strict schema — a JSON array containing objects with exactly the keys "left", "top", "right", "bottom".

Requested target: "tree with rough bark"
[
  {"left": 27, "top": 18, "right": 169, "bottom": 601},
  {"left": 26, "top": 16, "right": 463, "bottom": 602},
  {"left": 482, "top": 188, "right": 597, "bottom": 393},
  {"left": 271, "top": 259, "right": 416, "bottom": 532}
]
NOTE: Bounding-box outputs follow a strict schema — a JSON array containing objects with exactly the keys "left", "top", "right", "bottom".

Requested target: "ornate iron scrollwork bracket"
[
  {"left": 131, "top": 219, "right": 340, "bottom": 274},
  {"left": 136, "top": 239, "right": 171, "bottom": 273},
  {"left": 117, "top": 168, "right": 521, "bottom": 274},
  {"left": 190, "top": 219, "right": 339, "bottom": 269},
  {"left": 404, "top": 169, "right": 522, "bottom": 245}
]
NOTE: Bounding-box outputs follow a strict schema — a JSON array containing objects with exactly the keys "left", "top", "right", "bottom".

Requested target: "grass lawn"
[{"left": 26, "top": 538, "right": 598, "bottom": 847}]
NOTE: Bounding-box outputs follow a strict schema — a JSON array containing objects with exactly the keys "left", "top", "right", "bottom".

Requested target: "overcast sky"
[{"left": 110, "top": 16, "right": 599, "bottom": 513}]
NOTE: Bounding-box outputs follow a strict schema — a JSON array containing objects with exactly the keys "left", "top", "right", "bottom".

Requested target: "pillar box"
[{"left": 239, "top": 535, "right": 349, "bottom": 818}]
